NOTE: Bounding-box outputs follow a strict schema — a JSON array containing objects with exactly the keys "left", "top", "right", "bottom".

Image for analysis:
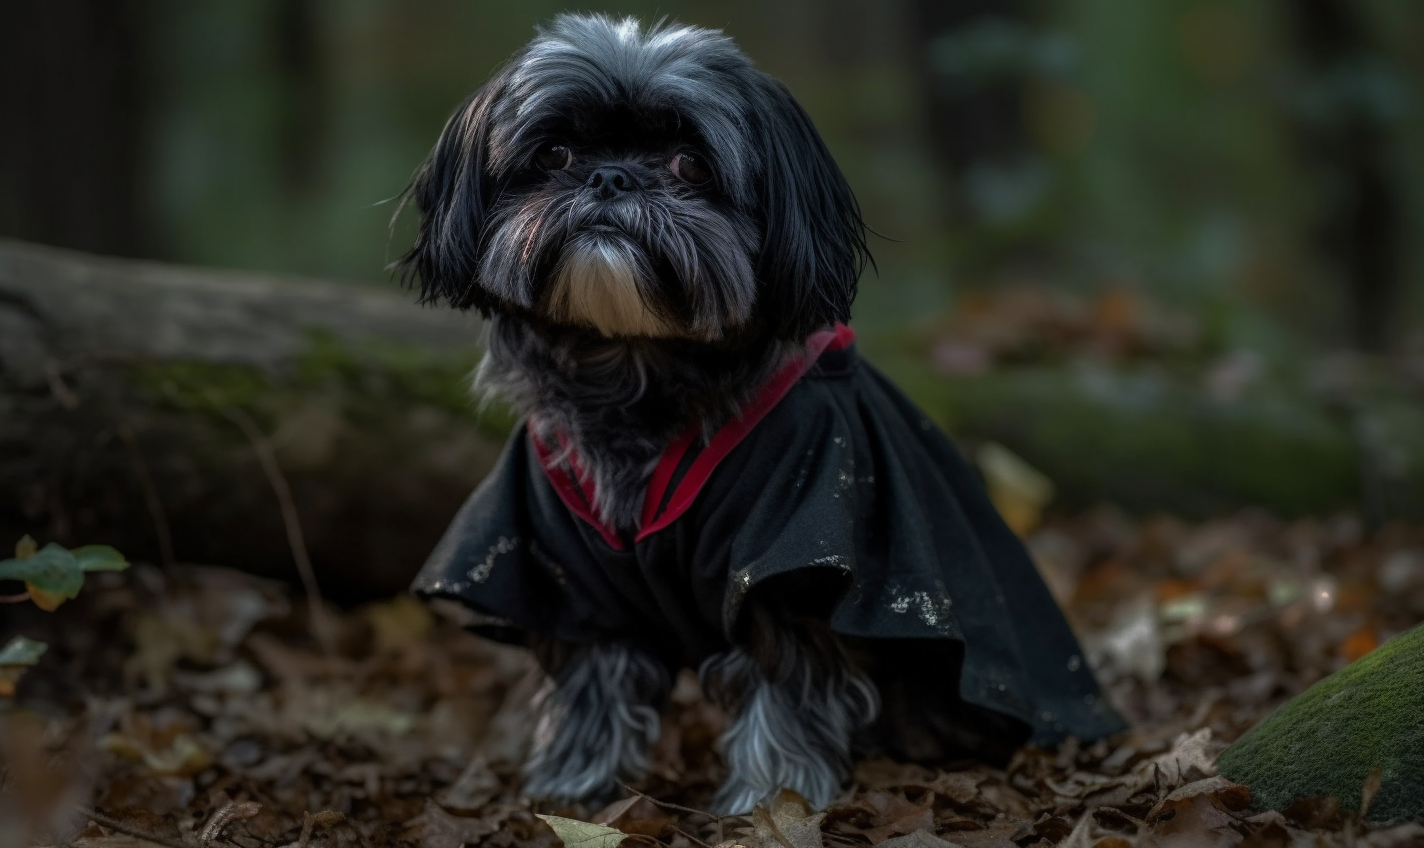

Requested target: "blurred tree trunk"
[
  {"left": 906, "top": 0, "right": 1031, "bottom": 219},
  {"left": 1285, "top": 0, "right": 1402, "bottom": 351},
  {"left": 909, "top": 0, "right": 1029, "bottom": 171},
  {"left": 0, "top": 0, "right": 156, "bottom": 258},
  {"left": 273, "top": 0, "right": 326, "bottom": 194}
]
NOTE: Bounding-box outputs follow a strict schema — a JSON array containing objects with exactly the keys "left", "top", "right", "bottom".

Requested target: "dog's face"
[{"left": 398, "top": 15, "right": 869, "bottom": 343}]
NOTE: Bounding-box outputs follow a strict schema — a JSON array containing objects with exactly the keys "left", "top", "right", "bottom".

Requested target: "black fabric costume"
[{"left": 412, "top": 326, "right": 1124, "bottom": 749}]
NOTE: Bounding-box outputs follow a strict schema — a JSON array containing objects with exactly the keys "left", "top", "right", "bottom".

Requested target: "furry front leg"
[
  {"left": 701, "top": 606, "right": 880, "bottom": 813},
  {"left": 522, "top": 639, "right": 672, "bottom": 806}
]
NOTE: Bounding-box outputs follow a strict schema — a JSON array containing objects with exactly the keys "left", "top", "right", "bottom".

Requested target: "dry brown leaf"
[
  {"left": 1144, "top": 779, "right": 1247, "bottom": 848},
  {"left": 591, "top": 795, "right": 641, "bottom": 826},
  {"left": 1237, "top": 816, "right": 1313, "bottom": 848},
  {"left": 1130, "top": 729, "right": 1218, "bottom": 794},
  {"left": 859, "top": 791, "right": 935, "bottom": 843},
  {"left": 405, "top": 799, "right": 505, "bottom": 848},
  {"left": 877, "top": 831, "right": 969, "bottom": 848},
  {"left": 436, "top": 755, "right": 503, "bottom": 813},
  {"left": 927, "top": 771, "right": 985, "bottom": 806},
  {"left": 950, "top": 820, "right": 1028, "bottom": 848},
  {"left": 745, "top": 789, "right": 825, "bottom": 848}
]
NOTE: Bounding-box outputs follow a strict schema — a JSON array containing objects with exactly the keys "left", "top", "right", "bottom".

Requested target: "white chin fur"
[{"left": 548, "top": 238, "right": 680, "bottom": 338}]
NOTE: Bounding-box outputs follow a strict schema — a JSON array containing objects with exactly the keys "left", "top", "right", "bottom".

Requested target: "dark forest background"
[{"left": 5, "top": 0, "right": 1421, "bottom": 347}]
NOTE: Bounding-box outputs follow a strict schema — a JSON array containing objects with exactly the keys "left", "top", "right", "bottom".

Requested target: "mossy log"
[
  {"left": 0, "top": 239, "right": 500, "bottom": 599},
  {"left": 1217, "top": 624, "right": 1424, "bottom": 826},
  {"left": 874, "top": 354, "right": 1424, "bottom": 520}
]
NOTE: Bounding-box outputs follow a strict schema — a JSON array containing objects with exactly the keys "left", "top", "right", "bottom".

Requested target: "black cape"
[{"left": 412, "top": 327, "right": 1124, "bottom": 750}]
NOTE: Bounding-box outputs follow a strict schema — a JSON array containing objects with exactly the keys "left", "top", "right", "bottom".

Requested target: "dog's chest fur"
[{"left": 475, "top": 316, "right": 796, "bottom": 532}]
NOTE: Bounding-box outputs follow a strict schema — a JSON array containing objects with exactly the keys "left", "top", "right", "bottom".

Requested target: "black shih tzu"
[{"left": 400, "top": 14, "right": 1122, "bottom": 814}]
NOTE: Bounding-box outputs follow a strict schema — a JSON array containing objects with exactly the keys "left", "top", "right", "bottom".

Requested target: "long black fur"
[
  {"left": 701, "top": 601, "right": 880, "bottom": 813},
  {"left": 394, "top": 14, "right": 877, "bottom": 810},
  {"left": 524, "top": 637, "right": 672, "bottom": 805},
  {"left": 396, "top": 15, "right": 869, "bottom": 342}
]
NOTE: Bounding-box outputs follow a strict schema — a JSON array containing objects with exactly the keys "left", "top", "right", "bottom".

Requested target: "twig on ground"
[
  {"left": 44, "top": 360, "right": 81, "bottom": 410},
  {"left": 670, "top": 825, "right": 715, "bottom": 848},
  {"left": 78, "top": 807, "right": 192, "bottom": 848},
  {"left": 295, "top": 811, "right": 315, "bottom": 848},
  {"left": 115, "top": 418, "right": 176, "bottom": 569},
  {"left": 199, "top": 800, "right": 263, "bottom": 845},
  {"left": 618, "top": 783, "right": 722, "bottom": 823},
  {"left": 209, "top": 398, "right": 334, "bottom": 656}
]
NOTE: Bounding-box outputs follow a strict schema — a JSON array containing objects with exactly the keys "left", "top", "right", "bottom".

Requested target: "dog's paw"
[
  {"left": 521, "top": 760, "right": 621, "bottom": 809},
  {"left": 710, "top": 772, "right": 840, "bottom": 816},
  {"left": 709, "top": 778, "right": 765, "bottom": 816}
]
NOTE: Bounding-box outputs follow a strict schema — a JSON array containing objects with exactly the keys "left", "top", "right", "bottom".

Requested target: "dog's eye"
[
  {"left": 536, "top": 144, "right": 573, "bottom": 171},
  {"left": 669, "top": 152, "right": 711, "bottom": 185}
]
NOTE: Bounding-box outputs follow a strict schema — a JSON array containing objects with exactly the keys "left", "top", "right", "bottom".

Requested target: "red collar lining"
[
  {"left": 530, "top": 435, "right": 626, "bottom": 550},
  {"left": 533, "top": 323, "right": 855, "bottom": 551}
]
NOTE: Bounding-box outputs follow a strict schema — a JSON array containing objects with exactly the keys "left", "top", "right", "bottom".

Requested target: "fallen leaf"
[
  {"left": 1339, "top": 625, "right": 1378, "bottom": 662},
  {"left": 746, "top": 789, "right": 825, "bottom": 848},
  {"left": 859, "top": 791, "right": 935, "bottom": 843},
  {"left": 1087, "top": 596, "right": 1166, "bottom": 682},
  {"left": 878, "top": 831, "right": 969, "bottom": 848},
  {"left": 437, "top": 755, "right": 502, "bottom": 813},
  {"left": 536, "top": 814, "right": 628, "bottom": 848},
  {"left": 407, "top": 800, "right": 504, "bottom": 848},
  {"left": 591, "top": 796, "right": 640, "bottom": 826},
  {"left": 365, "top": 593, "right": 435, "bottom": 653},
  {"left": 0, "top": 541, "right": 129, "bottom": 611},
  {"left": 0, "top": 635, "right": 47, "bottom": 666},
  {"left": 98, "top": 714, "right": 214, "bottom": 778},
  {"left": 977, "top": 442, "right": 1054, "bottom": 536},
  {"left": 1131, "top": 729, "right": 1218, "bottom": 794},
  {"left": 927, "top": 771, "right": 984, "bottom": 806},
  {"left": 1145, "top": 777, "right": 1248, "bottom": 848}
]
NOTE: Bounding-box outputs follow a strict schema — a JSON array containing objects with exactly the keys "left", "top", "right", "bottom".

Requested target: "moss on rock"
[{"left": 1217, "top": 624, "right": 1424, "bottom": 826}]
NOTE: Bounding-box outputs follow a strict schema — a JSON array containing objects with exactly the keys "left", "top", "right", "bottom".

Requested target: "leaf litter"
[{"left": 4, "top": 508, "right": 1424, "bottom": 847}]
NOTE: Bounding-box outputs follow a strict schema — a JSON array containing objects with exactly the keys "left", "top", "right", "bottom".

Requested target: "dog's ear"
[
  {"left": 392, "top": 77, "right": 505, "bottom": 312},
  {"left": 751, "top": 78, "right": 870, "bottom": 340}
]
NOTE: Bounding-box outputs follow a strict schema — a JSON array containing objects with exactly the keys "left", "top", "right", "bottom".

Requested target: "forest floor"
[{"left": 5, "top": 508, "right": 1424, "bottom": 848}]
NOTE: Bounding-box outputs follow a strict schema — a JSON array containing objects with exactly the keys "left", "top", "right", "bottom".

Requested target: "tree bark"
[{"left": 0, "top": 238, "right": 499, "bottom": 600}]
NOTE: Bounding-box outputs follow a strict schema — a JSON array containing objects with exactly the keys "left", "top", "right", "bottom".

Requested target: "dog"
[{"left": 400, "top": 14, "right": 1122, "bottom": 814}]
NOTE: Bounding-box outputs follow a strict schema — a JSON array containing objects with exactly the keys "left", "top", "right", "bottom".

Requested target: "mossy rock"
[{"left": 1217, "top": 624, "right": 1424, "bottom": 826}]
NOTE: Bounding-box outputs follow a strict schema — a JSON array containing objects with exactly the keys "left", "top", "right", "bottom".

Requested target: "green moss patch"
[
  {"left": 132, "top": 329, "right": 518, "bottom": 442},
  {"left": 1217, "top": 624, "right": 1424, "bottom": 826}
]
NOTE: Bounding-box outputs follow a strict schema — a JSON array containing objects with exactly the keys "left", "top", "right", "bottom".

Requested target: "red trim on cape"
[
  {"left": 532, "top": 323, "right": 855, "bottom": 550},
  {"left": 530, "top": 434, "right": 626, "bottom": 551}
]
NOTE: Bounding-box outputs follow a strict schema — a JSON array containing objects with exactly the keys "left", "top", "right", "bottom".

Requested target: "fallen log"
[{"left": 0, "top": 238, "right": 499, "bottom": 599}]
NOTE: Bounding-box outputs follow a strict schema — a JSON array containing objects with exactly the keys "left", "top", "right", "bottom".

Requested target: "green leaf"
[
  {"left": 535, "top": 814, "right": 627, "bottom": 848},
  {"left": 0, "top": 635, "right": 48, "bottom": 666},
  {"left": 71, "top": 545, "right": 131, "bottom": 573},
  {"left": 0, "top": 543, "right": 84, "bottom": 599}
]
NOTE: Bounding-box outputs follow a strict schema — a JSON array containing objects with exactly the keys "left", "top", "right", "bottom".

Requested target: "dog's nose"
[{"left": 586, "top": 165, "right": 639, "bottom": 199}]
